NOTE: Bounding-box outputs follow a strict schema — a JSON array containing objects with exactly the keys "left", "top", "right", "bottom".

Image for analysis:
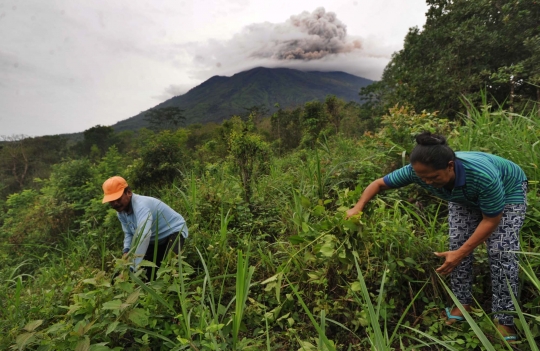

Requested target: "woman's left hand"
[{"left": 434, "top": 250, "right": 467, "bottom": 275}]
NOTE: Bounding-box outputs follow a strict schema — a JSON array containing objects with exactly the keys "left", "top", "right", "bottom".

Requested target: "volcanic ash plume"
[{"left": 251, "top": 7, "right": 361, "bottom": 60}]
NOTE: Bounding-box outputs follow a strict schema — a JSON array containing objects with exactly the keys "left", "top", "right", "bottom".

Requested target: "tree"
[
  {"left": 0, "top": 135, "right": 30, "bottom": 190},
  {"left": 270, "top": 105, "right": 303, "bottom": 154},
  {"left": 129, "top": 129, "right": 189, "bottom": 190},
  {"left": 0, "top": 134, "right": 68, "bottom": 197},
  {"left": 227, "top": 116, "right": 271, "bottom": 203},
  {"left": 301, "top": 101, "right": 328, "bottom": 147},
  {"left": 377, "top": 0, "right": 540, "bottom": 116},
  {"left": 324, "top": 95, "right": 345, "bottom": 133},
  {"left": 75, "top": 125, "right": 117, "bottom": 159},
  {"left": 523, "top": 35, "right": 540, "bottom": 114},
  {"left": 241, "top": 104, "right": 269, "bottom": 124},
  {"left": 144, "top": 107, "right": 185, "bottom": 132}
]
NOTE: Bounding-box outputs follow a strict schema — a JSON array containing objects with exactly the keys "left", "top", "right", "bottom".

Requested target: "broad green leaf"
[
  {"left": 288, "top": 235, "right": 305, "bottom": 244},
  {"left": 342, "top": 220, "right": 359, "bottom": 231},
  {"left": 24, "top": 320, "right": 43, "bottom": 332},
  {"left": 320, "top": 242, "right": 334, "bottom": 257},
  {"left": 261, "top": 274, "right": 279, "bottom": 285},
  {"left": 82, "top": 278, "right": 97, "bottom": 285},
  {"left": 301, "top": 222, "right": 309, "bottom": 233},
  {"left": 297, "top": 340, "right": 317, "bottom": 351},
  {"left": 46, "top": 322, "right": 65, "bottom": 334},
  {"left": 138, "top": 260, "right": 158, "bottom": 268},
  {"left": 128, "top": 308, "right": 149, "bottom": 327},
  {"left": 350, "top": 282, "right": 362, "bottom": 292},
  {"left": 404, "top": 257, "right": 416, "bottom": 265},
  {"left": 320, "top": 246, "right": 334, "bottom": 257},
  {"left": 300, "top": 196, "right": 311, "bottom": 208},
  {"left": 105, "top": 321, "right": 119, "bottom": 335},
  {"left": 125, "top": 290, "right": 140, "bottom": 304},
  {"left": 67, "top": 303, "right": 83, "bottom": 315},
  {"left": 205, "top": 323, "right": 224, "bottom": 333},
  {"left": 312, "top": 205, "right": 325, "bottom": 216},
  {"left": 102, "top": 300, "right": 122, "bottom": 310},
  {"left": 75, "top": 336, "right": 90, "bottom": 351},
  {"left": 307, "top": 273, "right": 320, "bottom": 280},
  {"left": 89, "top": 343, "right": 113, "bottom": 351},
  {"left": 16, "top": 332, "right": 35, "bottom": 349},
  {"left": 130, "top": 272, "right": 175, "bottom": 313}
]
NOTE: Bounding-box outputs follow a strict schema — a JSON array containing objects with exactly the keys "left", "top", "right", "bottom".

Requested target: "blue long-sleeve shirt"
[{"left": 117, "top": 194, "right": 188, "bottom": 268}]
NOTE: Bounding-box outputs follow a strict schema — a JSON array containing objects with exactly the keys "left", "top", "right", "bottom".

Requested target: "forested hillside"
[
  {"left": 111, "top": 67, "right": 373, "bottom": 132},
  {"left": 361, "top": 0, "right": 540, "bottom": 118}
]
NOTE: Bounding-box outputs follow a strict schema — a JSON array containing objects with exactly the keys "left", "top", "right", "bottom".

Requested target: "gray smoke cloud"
[
  {"left": 251, "top": 7, "right": 361, "bottom": 60},
  {"left": 152, "top": 83, "right": 192, "bottom": 100},
  {"left": 173, "top": 6, "right": 396, "bottom": 97}
]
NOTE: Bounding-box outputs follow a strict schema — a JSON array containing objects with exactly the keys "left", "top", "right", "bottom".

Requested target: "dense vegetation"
[
  {"left": 1, "top": 96, "right": 539, "bottom": 350},
  {"left": 361, "top": 0, "right": 540, "bottom": 118},
  {"left": 1, "top": 0, "right": 540, "bottom": 349},
  {"left": 111, "top": 67, "right": 373, "bottom": 132}
]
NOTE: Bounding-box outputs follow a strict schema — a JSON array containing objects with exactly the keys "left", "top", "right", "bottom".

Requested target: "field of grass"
[{"left": 1, "top": 104, "right": 539, "bottom": 350}]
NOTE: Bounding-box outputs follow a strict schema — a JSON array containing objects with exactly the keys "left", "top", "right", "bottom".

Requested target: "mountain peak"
[{"left": 112, "top": 67, "right": 373, "bottom": 132}]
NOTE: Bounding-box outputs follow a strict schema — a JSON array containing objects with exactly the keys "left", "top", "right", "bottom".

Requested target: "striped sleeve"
[{"left": 383, "top": 164, "right": 415, "bottom": 188}]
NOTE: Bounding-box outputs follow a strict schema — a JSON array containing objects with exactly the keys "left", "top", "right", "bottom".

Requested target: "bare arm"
[
  {"left": 435, "top": 212, "right": 503, "bottom": 275},
  {"left": 346, "top": 178, "right": 391, "bottom": 218}
]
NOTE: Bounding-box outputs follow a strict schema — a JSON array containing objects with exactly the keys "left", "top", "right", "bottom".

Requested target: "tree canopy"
[{"left": 369, "top": 0, "right": 540, "bottom": 117}]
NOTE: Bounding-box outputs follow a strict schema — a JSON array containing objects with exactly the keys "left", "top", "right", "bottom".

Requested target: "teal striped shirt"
[{"left": 383, "top": 152, "right": 527, "bottom": 217}]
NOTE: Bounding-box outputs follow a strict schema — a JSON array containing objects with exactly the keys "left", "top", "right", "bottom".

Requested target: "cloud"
[
  {"left": 250, "top": 7, "right": 361, "bottom": 60},
  {"left": 152, "top": 83, "right": 193, "bottom": 100},
  {"left": 180, "top": 7, "right": 395, "bottom": 82}
]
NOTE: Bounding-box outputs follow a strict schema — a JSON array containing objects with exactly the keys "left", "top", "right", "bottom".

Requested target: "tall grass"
[
  {"left": 231, "top": 249, "right": 255, "bottom": 349},
  {"left": 457, "top": 95, "right": 540, "bottom": 180},
  {"left": 2, "top": 103, "right": 540, "bottom": 350}
]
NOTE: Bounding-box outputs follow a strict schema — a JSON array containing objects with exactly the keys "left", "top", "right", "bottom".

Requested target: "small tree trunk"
[
  {"left": 537, "top": 86, "right": 540, "bottom": 117},
  {"left": 509, "top": 84, "right": 514, "bottom": 113}
]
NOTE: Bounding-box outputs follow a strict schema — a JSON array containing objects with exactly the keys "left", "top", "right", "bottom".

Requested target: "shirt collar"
[{"left": 454, "top": 159, "right": 465, "bottom": 187}]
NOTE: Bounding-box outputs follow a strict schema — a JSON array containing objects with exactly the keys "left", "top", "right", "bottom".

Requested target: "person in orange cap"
[{"left": 102, "top": 176, "right": 188, "bottom": 277}]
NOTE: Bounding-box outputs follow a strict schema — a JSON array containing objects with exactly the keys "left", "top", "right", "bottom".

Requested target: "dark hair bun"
[{"left": 415, "top": 131, "right": 447, "bottom": 146}]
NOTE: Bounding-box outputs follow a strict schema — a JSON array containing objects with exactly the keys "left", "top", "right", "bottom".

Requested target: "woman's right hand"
[
  {"left": 344, "top": 178, "right": 390, "bottom": 219},
  {"left": 346, "top": 208, "right": 360, "bottom": 219}
]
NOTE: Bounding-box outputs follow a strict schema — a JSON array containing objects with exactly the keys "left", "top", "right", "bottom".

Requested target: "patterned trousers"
[{"left": 448, "top": 184, "right": 527, "bottom": 326}]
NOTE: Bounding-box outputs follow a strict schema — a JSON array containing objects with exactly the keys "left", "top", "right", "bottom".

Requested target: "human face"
[
  {"left": 108, "top": 189, "right": 132, "bottom": 212},
  {"left": 412, "top": 161, "right": 455, "bottom": 188}
]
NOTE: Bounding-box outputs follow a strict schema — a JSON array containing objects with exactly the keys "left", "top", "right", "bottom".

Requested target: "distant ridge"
[{"left": 111, "top": 67, "right": 374, "bottom": 132}]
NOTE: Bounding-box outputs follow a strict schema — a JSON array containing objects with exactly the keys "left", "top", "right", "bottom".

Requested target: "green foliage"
[
  {"left": 324, "top": 95, "right": 345, "bottom": 134},
  {"left": 128, "top": 129, "right": 189, "bottom": 191},
  {"left": 144, "top": 107, "right": 185, "bottom": 132},
  {"left": 76, "top": 125, "right": 118, "bottom": 159},
  {"left": 301, "top": 101, "right": 328, "bottom": 147},
  {"left": 372, "top": 105, "right": 458, "bottom": 153},
  {"left": 1, "top": 100, "right": 540, "bottom": 350},
  {"left": 45, "top": 158, "right": 98, "bottom": 207},
  {"left": 0, "top": 135, "right": 69, "bottom": 198},
  {"left": 270, "top": 106, "right": 303, "bottom": 154},
  {"left": 112, "top": 67, "right": 373, "bottom": 132},
  {"left": 376, "top": 0, "right": 540, "bottom": 117},
  {"left": 226, "top": 116, "right": 271, "bottom": 203}
]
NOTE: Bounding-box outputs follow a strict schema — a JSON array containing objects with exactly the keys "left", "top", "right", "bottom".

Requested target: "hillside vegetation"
[
  {"left": 1, "top": 99, "right": 539, "bottom": 350},
  {"left": 111, "top": 67, "right": 373, "bottom": 132},
  {"left": 1, "top": 0, "right": 540, "bottom": 349}
]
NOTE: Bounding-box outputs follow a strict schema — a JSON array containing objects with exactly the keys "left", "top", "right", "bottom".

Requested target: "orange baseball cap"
[{"left": 102, "top": 176, "right": 128, "bottom": 203}]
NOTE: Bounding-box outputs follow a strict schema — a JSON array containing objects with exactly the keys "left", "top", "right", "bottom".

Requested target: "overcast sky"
[{"left": 0, "top": 0, "right": 428, "bottom": 137}]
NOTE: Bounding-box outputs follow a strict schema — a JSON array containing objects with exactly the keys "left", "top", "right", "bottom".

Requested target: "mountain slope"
[{"left": 112, "top": 67, "right": 374, "bottom": 132}]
